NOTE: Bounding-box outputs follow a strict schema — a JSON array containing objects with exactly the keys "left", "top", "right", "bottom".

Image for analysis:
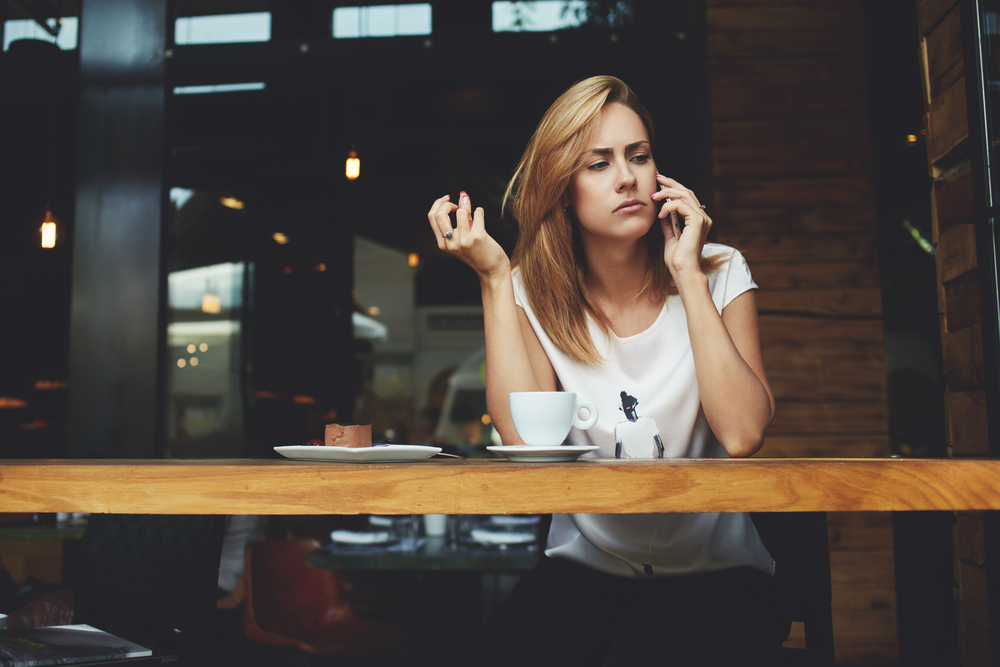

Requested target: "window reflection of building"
[
  {"left": 353, "top": 237, "right": 487, "bottom": 450},
  {"left": 166, "top": 263, "right": 246, "bottom": 458}
]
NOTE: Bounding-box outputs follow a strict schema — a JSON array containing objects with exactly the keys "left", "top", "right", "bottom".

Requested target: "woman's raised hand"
[
  {"left": 427, "top": 191, "right": 510, "bottom": 281},
  {"left": 651, "top": 175, "right": 713, "bottom": 282}
]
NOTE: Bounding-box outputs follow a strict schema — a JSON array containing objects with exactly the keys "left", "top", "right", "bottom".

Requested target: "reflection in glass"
[
  {"left": 353, "top": 236, "right": 489, "bottom": 452},
  {"left": 166, "top": 262, "right": 246, "bottom": 458},
  {"left": 333, "top": 4, "right": 432, "bottom": 39},
  {"left": 491, "top": 1, "right": 587, "bottom": 32},
  {"left": 173, "top": 83, "right": 266, "bottom": 96},
  {"left": 3, "top": 18, "right": 78, "bottom": 51},
  {"left": 174, "top": 12, "right": 271, "bottom": 45}
]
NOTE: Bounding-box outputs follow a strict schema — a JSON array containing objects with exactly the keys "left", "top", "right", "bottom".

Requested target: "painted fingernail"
[
  {"left": 443, "top": 194, "right": 450, "bottom": 199},
  {"left": 460, "top": 191, "right": 469, "bottom": 204},
  {"left": 650, "top": 194, "right": 656, "bottom": 200}
]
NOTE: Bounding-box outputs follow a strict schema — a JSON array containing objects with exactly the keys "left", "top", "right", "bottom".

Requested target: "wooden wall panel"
[
  {"left": 938, "top": 224, "right": 978, "bottom": 282},
  {"left": 762, "top": 435, "right": 889, "bottom": 458},
  {"left": 944, "top": 323, "right": 985, "bottom": 391},
  {"left": 933, "top": 166, "right": 974, "bottom": 238},
  {"left": 920, "top": 0, "right": 991, "bottom": 660},
  {"left": 708, "top": 2, "right": 894, "bottom": 659},
  {"left": 923, "top": 4, "right": 964, "bottom": 100},
  {"left": 947, "top": 390, "right": 990, "bottom": 455},
  {"left": 944, "top": 270, "right": 981, "bottom": 331},
  {"left": 926, "top": 76, "right": 969, "bottom": 170}
]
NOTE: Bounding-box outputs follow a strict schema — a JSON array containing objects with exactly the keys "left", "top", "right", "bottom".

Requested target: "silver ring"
[{"left": 443, "top": 231, "right": 453, "bottom": 239}]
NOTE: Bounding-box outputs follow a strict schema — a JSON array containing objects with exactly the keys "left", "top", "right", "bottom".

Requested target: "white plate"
[
  {"left": 470, "top": 528, "right": 537, "bottom": 546},
  {"left": 331, "top": 530, "right": 394, "bottom": 545},
  {"left": 274, "top": 444, "right": 442, "bottom": 463},
  {"left": 486, "top": 445, "right": 599, "bottom": 463}
]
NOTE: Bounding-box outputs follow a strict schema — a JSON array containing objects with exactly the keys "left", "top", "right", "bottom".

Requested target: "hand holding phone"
[{"left": 657, "top": 184, "right": 684, "bottom": 238}]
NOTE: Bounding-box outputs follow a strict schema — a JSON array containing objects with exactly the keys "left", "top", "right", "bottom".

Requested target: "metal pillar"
[{"left": 68, "top": 0, "right": 168, "bottom": 457}]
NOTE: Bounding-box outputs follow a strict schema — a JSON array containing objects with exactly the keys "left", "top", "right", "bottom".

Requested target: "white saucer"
[
  {"left": 274, "top": 444, "right": 442, "bottom": 463},
  {"left": 330, "top": 530, "right": 394, "bottom": 545},
  {"left": 470, "top": 528, "right": 537, "bottom": 546},
  {"left": 486, "top": 445, "right": 599, "bottom": 463}
]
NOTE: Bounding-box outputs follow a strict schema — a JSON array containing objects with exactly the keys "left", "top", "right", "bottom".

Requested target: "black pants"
[{"left": 470, "top": 556, "right": 791, "bottom": 667}]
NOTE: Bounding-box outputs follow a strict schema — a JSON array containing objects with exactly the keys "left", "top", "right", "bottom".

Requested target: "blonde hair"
[{"left": 504, "top": 76, "right": 717, "bottom": 364}]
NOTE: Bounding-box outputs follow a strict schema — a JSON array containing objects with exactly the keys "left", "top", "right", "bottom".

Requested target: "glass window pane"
[
  {"left": 3, "top": 17, "right": 78, "bottom": 51},
  {"left": 333, "top": 4, "right": 432, "bottom": 39},
  {"left": 366, "top": 6, "right": 396, "bottom": 37},
  {"left": 333, "top": 7, "right": 361, "bottom": 38},
  {"left": 397, "top": 4, "right": 432, "bottom": 36},
  {"left": 174, "top": 12, "right": 271, "bottom": 45},
  {"left": 492, "top": 1, "right": 587, "bottom": 32}
]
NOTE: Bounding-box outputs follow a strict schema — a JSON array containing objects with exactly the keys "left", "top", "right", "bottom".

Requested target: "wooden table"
[{"left": 0, "top": 457, "right": 998, "bottom": 514}]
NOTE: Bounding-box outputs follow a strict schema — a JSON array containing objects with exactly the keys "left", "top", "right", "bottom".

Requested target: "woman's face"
[{"left": 565, "top": 103, "right": 658, "bottom": 246}]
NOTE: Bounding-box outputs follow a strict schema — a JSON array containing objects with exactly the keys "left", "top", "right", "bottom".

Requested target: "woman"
[{"left": 427, "top": 76, "right": 789, "bottom": 665}]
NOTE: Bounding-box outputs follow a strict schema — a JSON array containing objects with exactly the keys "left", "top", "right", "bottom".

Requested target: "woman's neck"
[{"left": 581, "top": 236, "right": 651, "bottom": 306}]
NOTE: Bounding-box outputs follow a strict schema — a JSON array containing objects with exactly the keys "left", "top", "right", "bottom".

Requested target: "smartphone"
[{"left": 658, "top": 184, "right": 684, "bottom": 237}]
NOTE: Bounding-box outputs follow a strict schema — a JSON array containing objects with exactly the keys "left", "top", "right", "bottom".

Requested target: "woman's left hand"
[{"left": 651, "top": 175, "right": 712, "bottom": 282}]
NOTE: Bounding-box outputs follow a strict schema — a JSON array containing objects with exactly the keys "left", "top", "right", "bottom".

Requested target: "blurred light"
[
  {"left": 255, "top": 390, "right": 279, "bottom": 399},
  {"left": 292, "top": 395, "right": 316, "bottom": 405},
  {"left": 481, "top": 414, "right": 492, "bottom": 425},
  {"left": 333, "top": 5, "right": 432, "bottom": 38},
  {"left": 905, "top": 134, "right": 918, "bottom": 144},
  {"left": 190, "top": 357, "right": 199, "bottom": 366},
  {"left": 201, "top": 293, "right": 222, "bottom": 314},
  {"left": 272, "top": 233, "right": 289, "bottom": 244},
  {"left": 902, "top": 219, "right": 936, "bottom": 255},
  {"left": 283, "top": 266, "right": 293, "bottom": 274},
  {"left": 174, "top": 12, "right": 270, "bottom": 44},
  {"left": 317, "top": 263, "right": 326, "bottom": 272},
  {"left": 170, "top": 188, "right": 195, "bottom": 209},
  {"left": 177, "top": 359, "right": 187, "bottom": 368},
  {"left": 173, "top": 82, "right": 266, "bottom": 95},
  {"left": 492, "top": 0, "right": 587, "bottom": 32},
  {"left": 0, "top": 397, "right": 27, "bottom": 409},
  {"left": 199, "top": 343, "right": 208, "bottom": 352},
  {"left": 33, "top": 380, "right": 67, "bottom": 390},
  {"left": 186, "top": 344, "right": 196, "bottom": 354},
  {"left": 38, "top": 210, "right": 62, "bottom": 249},
  {"left": 40, "top": 222, "right": 56, "bottom": 248},
  {"left": 220, "top": 196, "right": 245, "bottom": 210},
  {"left": 20, "top": 419, "right": 47, "bottom": 430},
  {"left": 408, "top": 253, "right": 419, "bottom": 267},
  {"left": 3, "top": 17, "right": 79, "bottom": 51},
  {"left": 346, "top": 151, "right": 360, "bottom": 180},
  {"left": 368, "top": 306, "right": 380, "bottom": 316}
]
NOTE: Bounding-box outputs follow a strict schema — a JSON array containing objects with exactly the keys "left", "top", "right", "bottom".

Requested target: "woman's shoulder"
[{"left": 701, "top": 242, "right": 744, "bottom": 263}]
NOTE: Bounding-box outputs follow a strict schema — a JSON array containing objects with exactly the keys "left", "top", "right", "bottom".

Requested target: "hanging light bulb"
[
  {"left": 38, "top": 210, "right": 63, "bottom": 249},
  {"left": 346, "top": 150, "right": 360, "bottom": 180}
]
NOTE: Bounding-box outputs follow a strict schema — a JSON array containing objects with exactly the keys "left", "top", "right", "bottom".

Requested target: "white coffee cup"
[
  {"left": 423, "top": 514, "right": 447, "bottom": 537},
  {"left": 509, "top": 391, "right": 599, "bottom": 447}
]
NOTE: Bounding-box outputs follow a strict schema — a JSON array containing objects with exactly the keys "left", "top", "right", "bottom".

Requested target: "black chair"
[
  {"left": 750, "top": 512, "right": 835, "bottom": 667},
  {"left": 73, "top": 514, "right": 226, "bottom": 664}
]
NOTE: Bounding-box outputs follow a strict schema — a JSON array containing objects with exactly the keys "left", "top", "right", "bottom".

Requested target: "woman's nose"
[{"left": 616, "top": 162, "right": 637, "bottom": 191}]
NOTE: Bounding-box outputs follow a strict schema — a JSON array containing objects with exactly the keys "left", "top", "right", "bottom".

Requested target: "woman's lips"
[{"left": 614, "top": 200, "right": 646, "bottom": 214}]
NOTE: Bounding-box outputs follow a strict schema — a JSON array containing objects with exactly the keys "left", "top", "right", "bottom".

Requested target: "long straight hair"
[{"left": 504, "top": 76, "right": 718, "bottom": 364}]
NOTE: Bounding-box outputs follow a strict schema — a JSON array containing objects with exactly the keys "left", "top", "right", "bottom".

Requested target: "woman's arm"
[
  {"left": 426, "top": 193, "right": 556, "bottom": 446},
  {"left": 653, "top": 178, "right": 774, "bottom": 457},
  {"left": 680, "top": 283, "right": 774, "bottom": 457}
]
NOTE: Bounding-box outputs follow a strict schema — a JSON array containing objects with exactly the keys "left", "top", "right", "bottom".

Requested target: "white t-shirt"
[{"left": 512, "top": 244, "right": 774, "bottom": 578}]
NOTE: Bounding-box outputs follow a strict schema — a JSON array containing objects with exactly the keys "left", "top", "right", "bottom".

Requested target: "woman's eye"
[
  {"left": 588, "top": 161, "right": 609, "bottom": 170},
  {"left": 631, "top": 154, "right": 649, "bottom": 164}
]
